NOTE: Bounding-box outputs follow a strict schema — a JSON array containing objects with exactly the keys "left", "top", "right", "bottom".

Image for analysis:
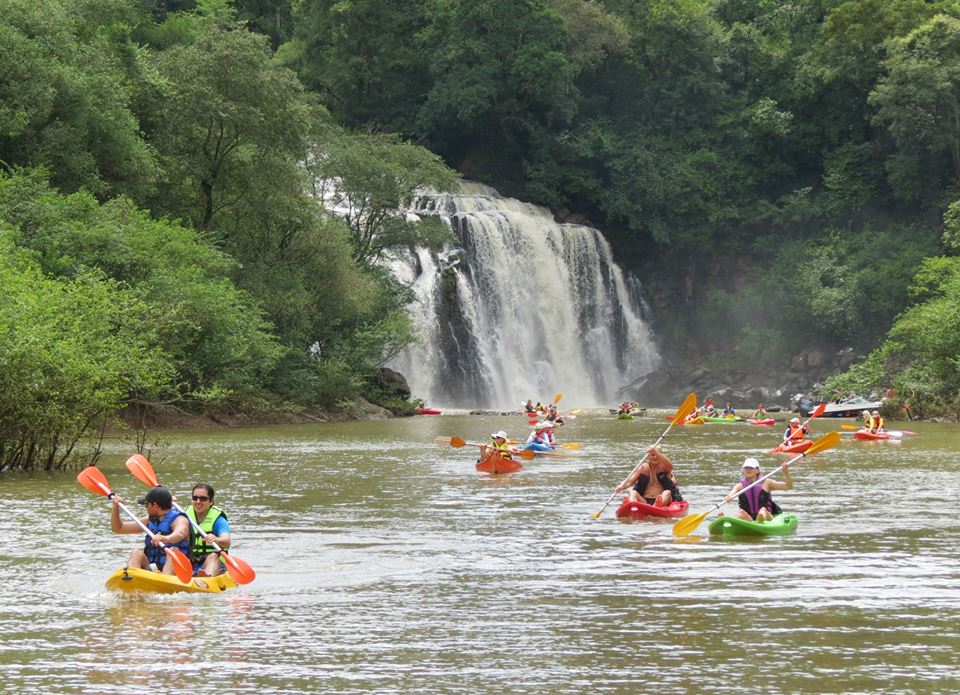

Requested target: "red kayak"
[
  {"left": 476, "top": 450, "right": 523, "bottom": 474},
  {"left": 769, "top": 439, "right": 813, "bottom": 454},
  {"left": 748, "top": 418, "right": 775, "bottom": 426},
  {"left": 615, "top": 498, "right": 689, "bottom": 519},
  {"left": 853, "top": 430, "right": 892, "bottom": 441},
  {"left": 414, "top": 407, "right": 442, "bottom": 415}
]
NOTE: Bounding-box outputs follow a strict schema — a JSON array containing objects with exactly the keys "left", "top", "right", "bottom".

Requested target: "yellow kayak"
[{"left": 105, "top": 567, "right": 238, "bottom": 594}]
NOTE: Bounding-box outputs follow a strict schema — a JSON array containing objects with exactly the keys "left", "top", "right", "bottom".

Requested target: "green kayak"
[
  {"left": 616, "top": 413, "right": 634, "bottom": 420},
  {"left": 708, "top": 513, "right": 797, "bottom": 537},
  {"left": 701, "top": 415, "right": 743, "bottom": 423}
]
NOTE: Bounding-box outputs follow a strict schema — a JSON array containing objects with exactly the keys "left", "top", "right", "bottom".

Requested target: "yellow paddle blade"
[
  {"left": 805, "top": 430, "right": 841, "bottom": 456},
  {"left": 672, "top": 510, "right": 710, "bottom": 537},
  {"left": 570, "top": 409, "right": 582, "bottom": 415},
  {"left": 560, "top": 442, "right": 581, "bottom": 450},
  {"left": 670, "top": 392, "right": 697, "bottom": 426},
  {"left": 840, "top": 424, "right": 860, "bottom": 430},
  {"left": 553, "top": 392, "right": 563, "bottom": 404}
]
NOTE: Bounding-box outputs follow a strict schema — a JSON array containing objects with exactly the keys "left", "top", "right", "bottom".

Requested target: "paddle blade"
[
  {"left": 450, "top": 437, "right": 466, "bottom": 448},
  {"left": 165, "top": 548, "right": 195, "bottom": 584},
  {"left": 77, "top": 466, "right": 112, "bottom": 497},
  {"left": 553, "top": 392, "right": 563, "bottom": 404},
  {"left": 673, "top": 510, "right": 709, "bottom": 537},
  {"left": 804, "top": 430, "right": 841, "bottom": 457},
  {"left": 560, "top": 442, "right": 581, "bottom": 450},
  {"left": 840, "top": 424, "right": 860, "bottom": 430},
  {"left": 222, "top": 553, "right": 256, "bottom": 585},
  {"left": 809, "top": 402, "right": 826, "bottom": 419},
  {"left": 670, "top": 392, "right": 697, "bottom": 426},
  {"left": 517, "top": 449, "right": 536, "bottom": 460},
  {"left": 125, "top": 453, "right": 159, "bottom": 487}
]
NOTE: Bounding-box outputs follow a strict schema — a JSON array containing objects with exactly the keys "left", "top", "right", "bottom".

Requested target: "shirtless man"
[{"left": 614, "top": 446, "right": 683, "bottom": 507}]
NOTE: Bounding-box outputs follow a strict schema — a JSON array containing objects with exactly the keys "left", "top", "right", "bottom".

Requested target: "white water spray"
[{"left": 388, "top": 182, "right": 660, "bottom": 409}]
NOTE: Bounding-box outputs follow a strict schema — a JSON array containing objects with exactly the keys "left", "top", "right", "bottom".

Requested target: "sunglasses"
[{"left": 192, "top": 495, "right": 210, "bottom": 501}]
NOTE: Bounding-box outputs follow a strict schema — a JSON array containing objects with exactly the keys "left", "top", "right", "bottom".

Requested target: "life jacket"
[
  {"left": 187, "top": 505, "right": 228, "bottom": 564},
  {"left": 738, "top": 477, "right": 779, "bottom": 518},
  {"left": 870, "top": 416, "right": 884, "bottom": 432},
  {"left": 145, "top": 509, "right": 190, "bottom": 568},
  {"left": 784, "top": 424, "right": 804, "bottom": 442}
]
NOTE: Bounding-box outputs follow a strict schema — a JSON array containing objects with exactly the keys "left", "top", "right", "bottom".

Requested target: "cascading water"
[{"left": 387, "top": 182, "right": 660, "bottom": 409}]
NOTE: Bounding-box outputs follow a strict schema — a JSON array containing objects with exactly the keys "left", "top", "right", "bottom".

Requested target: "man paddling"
[
  {"left": 111, "top": 486, "right": 190, "bottom": 575},
  {"left": 614, "top": 446, "right": 683, "bottom": 507}
]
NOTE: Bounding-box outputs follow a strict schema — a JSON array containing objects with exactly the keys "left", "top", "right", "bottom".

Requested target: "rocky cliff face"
[{"left": 623, "top": 346, "right": 861, "bottom": 410}]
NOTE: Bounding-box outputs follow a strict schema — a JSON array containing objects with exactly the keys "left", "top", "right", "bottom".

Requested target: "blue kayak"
[{"left": 522, "top": 442, "right": 554, "bottom": 452}]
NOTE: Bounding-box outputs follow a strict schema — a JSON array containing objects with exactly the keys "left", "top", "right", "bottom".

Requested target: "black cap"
[{"left": 136, "top": 486, "right": 173, "bottom": 508}]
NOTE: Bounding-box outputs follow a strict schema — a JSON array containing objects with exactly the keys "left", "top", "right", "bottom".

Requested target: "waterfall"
[{"left": 387, "top": 182, "right": 660, "bottom": 409}]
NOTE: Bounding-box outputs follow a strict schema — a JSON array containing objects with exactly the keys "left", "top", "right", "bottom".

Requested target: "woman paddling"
[{"left": 720, "top": 458, "right": 792, "bottom": 522}]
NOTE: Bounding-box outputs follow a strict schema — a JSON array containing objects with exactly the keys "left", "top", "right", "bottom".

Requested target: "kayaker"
[
  {"left": 704, "top": 402, "right": 718, "bottom": 417},
  {"left": 721, "top": 457, "right": 792, "bottom": 522},
  {"left": 542, "top": 421, "right": 557, "bottom": 447},
  {"left": 869, "top": 410, "right": 885, "bottom": 434},
  {"left": 524, "top": 400, "right": 536, "bottom": 414},
  {"left": 722, "top": 402, "right": 736, "bottom": 417},
  {"left": 111, "top": 486, "right": 190, "bottom": 575},
  {"left": 782, "top": 417, "right": 809, "bottom": 444},
  {"left": 187, "top": 484, "right": 232, "bottom": 577},
  {"left": 614, "top": 446, "right": 683, "bottom": 507},
  {"left": 752, "top": 404, "right": 766, "bottom": 419},
  {"left": 524, "top": 422, "right": 553, "bottom": 451},
  {"left": 861, "top": 410, "right": 871, "bottom": 429}
]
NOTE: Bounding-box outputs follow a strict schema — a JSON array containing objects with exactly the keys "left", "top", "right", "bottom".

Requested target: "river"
[{"left": 1, "top": 413, "right": 958, "bottom": 693}]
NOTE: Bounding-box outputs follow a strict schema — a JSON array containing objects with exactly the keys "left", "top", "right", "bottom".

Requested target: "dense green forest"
[{"left": 2, "top": 0, "right": 959, "bottom": 469}]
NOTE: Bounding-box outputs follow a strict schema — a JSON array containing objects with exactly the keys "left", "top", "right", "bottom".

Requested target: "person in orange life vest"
[
  {"left": 782, "top": 416, "right": 809, "bottom": 444},
  {"left": 614, "top": 446, "right": 683, "bottom": 506},
  {"left": 721, "top": 458, "right": 792, "bottom": 522},
  {"left": 111, "top": 486, "right": 190, "bottom": 575},
  {"left": 869, "top": 410, "right": 885, "bottom": 433}
]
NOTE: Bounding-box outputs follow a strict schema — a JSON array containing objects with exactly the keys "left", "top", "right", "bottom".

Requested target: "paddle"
[
  {"left": 76, "top": 466, "right": 194, "bottom": 584},
  {"left": 770, "top": 403, "right": 826, "bottom": 451},
  {"left": 124, "top": 454, "right": 256, "bottom": 585},
  {"left": 553, "top": 392, "right": 563, "bottom": 405},
  {"left": 591, "top": 392, "right": 697, "bottom": 519},
  {"left": 672, "top": 431, "right": 841, "bottom": 537},
  {"left": 434, "top": 437, "right": 536, "bottom": 460}
]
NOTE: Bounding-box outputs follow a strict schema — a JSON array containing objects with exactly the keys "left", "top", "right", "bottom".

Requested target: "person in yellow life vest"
[
  {"left": 861, "top": 410, "right": 871, "bottom": 429},
  {"left": 481, "top": 431, "right": 513, "bottom": 460},
  {"left": 783, "top": 417, "right": 809, "bottom": 444},
  {"left": 187, "top": 484, "right": 231, "bottom": 577},
  {"left": 869, "top": 410, "right": 885, "bottom": 434}
]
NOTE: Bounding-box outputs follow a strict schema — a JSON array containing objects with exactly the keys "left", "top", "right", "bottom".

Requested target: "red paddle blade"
[
  {"left": 165, "top": 548, "right": 195, "bottom": 584},
  {"left": 810, "top": 402, "right": 826, "bottom": 418},
  {"left": 125, "top": 454, "right": 159, "bottom": 487},
  {"left": 77, "top": 466, "right": 112, "bottom": 497},
  {"left": 222, "top": 553, "right": 256, "bottom": 584}
]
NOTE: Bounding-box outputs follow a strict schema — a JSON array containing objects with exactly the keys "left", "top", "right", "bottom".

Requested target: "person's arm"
[
  {"left": 153, "top": 515, "right": 190, "bottom": 546},
  {"left": 765, "top": 466, "right": 793, "bottom": 491},
  {"left": 723, "top": 482, "right": 744, "bottom": 503},
  {"left": 111, "top": 496, "right": 142, "bottom": 534},
  {"left": 616, "top": 463, "right": 650, "bottom": 492},
  {"left": 208, "top": 516, "right": 231, "bottom": 549}
]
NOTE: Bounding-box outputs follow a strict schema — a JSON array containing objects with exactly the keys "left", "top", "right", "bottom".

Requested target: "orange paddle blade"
[
  {"left": 125, "top": 454, "right": 159, "bottom": 487},
  {"left": 517, "top": 449, "right": 536, "bottom": 460},
  {"left": 165, "top": 548, "right": 195, "bottom": 584},
  {"left": 450, "top": 436, "right": 466, "bottom": 448},
  {"left": 553, "top": 392, "right": 563, "bottom": 404},
  {"left": 222, "top": 553, "right": 256, "bottom": 585},
  {"left": 77, "top": 466, "right": 112, "bottom": 497},
  {"left": 809, "top": 402, "right": 826, "bottom": 419}
]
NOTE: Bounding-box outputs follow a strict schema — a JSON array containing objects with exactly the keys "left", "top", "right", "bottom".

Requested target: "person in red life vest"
[
  {"left": 614, "top": 446, "right": 683, "bottom": 507},
  {"left": 721, "top": 457, "right": 792, "bottom": 522},
  {"left": 782, "top": 416, "right": 809, "bottom": 444},
  {"left": 111, "top": 486, "right": 190, "bottom": 575}
]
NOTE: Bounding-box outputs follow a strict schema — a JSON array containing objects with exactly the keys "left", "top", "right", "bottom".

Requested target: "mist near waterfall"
[{"left": 388, "top": 182, "right": 660, "bottom": 409}]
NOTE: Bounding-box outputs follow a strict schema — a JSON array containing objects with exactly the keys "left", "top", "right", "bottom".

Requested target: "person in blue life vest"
[
  {"left": 187, "top": 484, "right": 232, "bottom": 577},
  {"left": 111, "top": 486, "right": 190, "bottom": 575},
  {"left": 721, "top": 402, "right": 736, "bottom": 417},
  {"left": 720, "top": 458, "right": 792, "bottom": 522},
  {"left": 614, "top": 446, "right": 683, "bottom": 507}
]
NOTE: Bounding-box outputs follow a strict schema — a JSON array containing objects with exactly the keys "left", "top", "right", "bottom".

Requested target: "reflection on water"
[{"left": 1, "top": 415, "right": 959, "bottom": 693}]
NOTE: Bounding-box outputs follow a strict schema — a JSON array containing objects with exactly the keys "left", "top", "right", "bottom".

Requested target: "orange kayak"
[
  {"left": 476, "top": 450, "right": 523, "bottom": 474},
  {"left": 769, "top": 439, "right": 813, "bottom": 454}
]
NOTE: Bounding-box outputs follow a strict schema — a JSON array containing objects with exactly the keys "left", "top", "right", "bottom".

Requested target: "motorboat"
[{"left": 796, "top": 394, "right": 883, "bottom": 418}]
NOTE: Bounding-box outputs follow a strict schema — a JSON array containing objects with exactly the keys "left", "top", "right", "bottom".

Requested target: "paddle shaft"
[
  {"left": 100, "top": 487, "right": 180, "bottom": 552},
  {"left": 594, "top": 423, "right": 675, "bottom": 515}
]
